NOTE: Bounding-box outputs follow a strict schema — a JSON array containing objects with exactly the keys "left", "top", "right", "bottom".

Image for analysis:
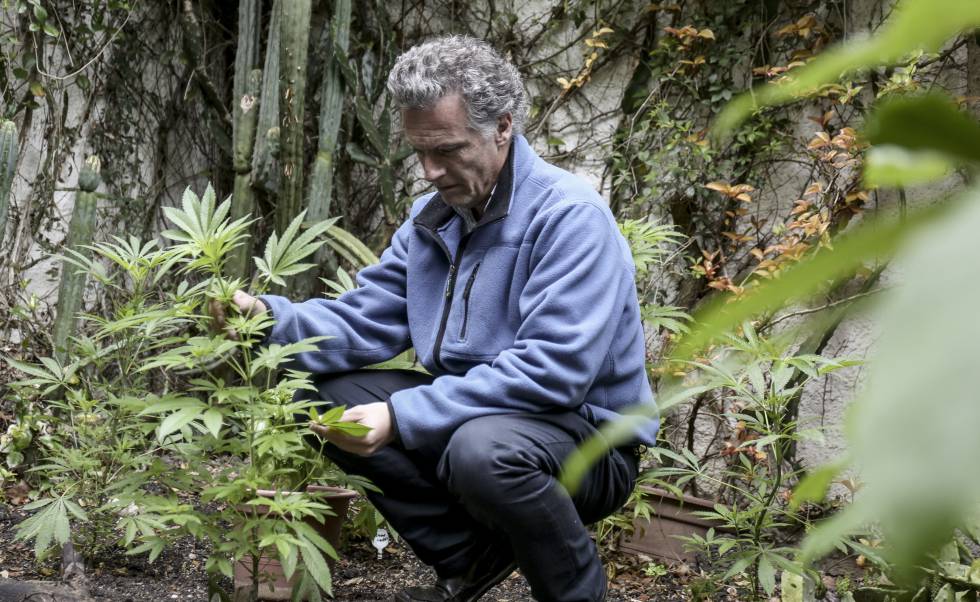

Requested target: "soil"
[{"left": 0, "top": 503, "right": 694, "bottom": 602}]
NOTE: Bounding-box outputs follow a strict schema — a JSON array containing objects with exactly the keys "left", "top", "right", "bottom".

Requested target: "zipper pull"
[{"left": 445, "top": 265, "right": 457, "bottom": 298}]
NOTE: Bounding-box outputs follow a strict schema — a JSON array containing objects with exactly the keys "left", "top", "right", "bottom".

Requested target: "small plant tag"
[{"left": 372, "top": 528, "right": 390, "bottom": 560}]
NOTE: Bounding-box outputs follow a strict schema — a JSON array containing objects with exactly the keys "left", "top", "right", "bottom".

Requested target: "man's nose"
[{"left": 419, "top": 155, "right": 446, "bottom": 182}]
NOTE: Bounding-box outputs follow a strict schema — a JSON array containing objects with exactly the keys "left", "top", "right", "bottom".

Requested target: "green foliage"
[
  {"left": 655, "top": 332, "right": 850, "bottom": 597},
  {"left": 255, "top": 211, "right": 338, "bottom": 288},
  {"left": 5, "top": 184, "right": 364, "bottom": 598},
  {"left": 570, "top": 0, "right": 980, "bottom": 599},
  {"left": 161, "top": 184, "right": 252, "bottom": 276},
  {"left": 619, "top": 218, "right": 685, "bottom": 282}
]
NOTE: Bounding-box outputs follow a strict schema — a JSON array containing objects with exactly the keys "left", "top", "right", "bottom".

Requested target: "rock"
[{"left": 0, "top": 580, "right": 94, "bottom": 602}]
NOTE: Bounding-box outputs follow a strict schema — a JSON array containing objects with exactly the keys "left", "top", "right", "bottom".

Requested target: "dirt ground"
[{"left": 0, "top": 503, "right": 692, "bottom": 602}]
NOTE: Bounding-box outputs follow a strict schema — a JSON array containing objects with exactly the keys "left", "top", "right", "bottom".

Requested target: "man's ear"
[{"left": 495, "top": 113, "right": 513, "bottom": 147}]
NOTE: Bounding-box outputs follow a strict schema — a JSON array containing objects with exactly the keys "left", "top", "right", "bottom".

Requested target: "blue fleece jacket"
[{"left": 260, "top": 135, "right": 658, "bottom": 450}]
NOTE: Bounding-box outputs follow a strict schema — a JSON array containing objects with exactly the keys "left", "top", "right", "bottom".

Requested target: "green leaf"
[
  {"left": 158, "top": 406, "right": 205, "bottom": 441},
  {"left": 354, "top": 96, "right": 387, "bottom": 156},
  {"left": 800, "top": 183, "right": 980, "bottom": 578},
  {"left": 256, "top": 212, "right": 338, "bottom": 288},
  {"left": 139, "top": 396, "right": 206, "bottom": 416},
  {"left": 300, "top": 543, "right": 333, "bottom": 597},
  {"left": 863, "top": 146, "right": 955, "bottom": 188},
  {"left": 292, "top": 521, "right": 338, "bottom": 561},
  {"left": 326, "top": 225, "right": 379, "bottom": 267},
  {"left": 14, "top": 496, "right": 78, "bottom": 558},
  {"left": 282, "top": 544, "right": 298, "bottom": 581},
  {"left": 202, "top": 409, "right": 223, "bottom": 438},
  {"left": 865, "top": 94, "right": 980, "bottom": 165},
  {"left": 722, "top": 551, "right": 756, "bottom": 580},
  {"left": 345, "top": 142, "right": 379, "bottom": 167},
  {"left": 758, "top": 554, "right": 777, "bottom": 595},
  {"left": 560, "top": 384, "right": 715, "bottom": 492},
  {"left": 791, "top": 460, "right": 847, "bottom": 510},
  {"left": 324, "top": 421, "right": 370, "bottom": 437}
]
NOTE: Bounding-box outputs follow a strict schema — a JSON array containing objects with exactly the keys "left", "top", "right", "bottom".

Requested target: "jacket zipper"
[
  {"left": 431, "top": 235, "right": 470, "bottom": 372},
  {"left": 459, "top": 261, "right": 482, "bottom": 340}
]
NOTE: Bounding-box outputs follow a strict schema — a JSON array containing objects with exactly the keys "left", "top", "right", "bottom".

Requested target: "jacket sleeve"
[
  {"left": 258, "top": 219, "right": 413, "bottom": 374},
  {"left": 388, "top": 201, "right": 634, "bottom": 450}
]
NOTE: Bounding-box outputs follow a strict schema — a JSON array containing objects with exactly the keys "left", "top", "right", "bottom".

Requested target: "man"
[{"left": 225, "top": 36, "right": 658, "bottom": 602}]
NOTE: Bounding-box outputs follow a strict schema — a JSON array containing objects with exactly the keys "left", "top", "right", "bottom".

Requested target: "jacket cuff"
[
  {"left": 257, "top": 294, "right": 291, "bottom": 344},
  {"left": 386, "top": 398, "right": 402, "bottom": 445}
]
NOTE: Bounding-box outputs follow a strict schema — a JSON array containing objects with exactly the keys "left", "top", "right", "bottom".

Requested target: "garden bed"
[{"left": 0, "top": 502, "right": 698, "bottom": 602}]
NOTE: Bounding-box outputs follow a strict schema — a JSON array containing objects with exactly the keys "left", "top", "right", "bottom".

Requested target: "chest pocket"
[
  {"left": 450, "top": 245, "right": 525, "bottom": 355},
  {"left": 459, "top": 261, "right": 482, "bottom": 340}
]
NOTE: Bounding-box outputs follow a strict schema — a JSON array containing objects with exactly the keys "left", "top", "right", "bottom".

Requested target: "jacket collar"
[{"left": 414, "top": 135, "right": 524, "bottom": 232}]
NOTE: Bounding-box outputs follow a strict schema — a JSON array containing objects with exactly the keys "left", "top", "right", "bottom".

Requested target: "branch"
[{"left": 766, "top": 287, "right": 886, "bottom": 329}]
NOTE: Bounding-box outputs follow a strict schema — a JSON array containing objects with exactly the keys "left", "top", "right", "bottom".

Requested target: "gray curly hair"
[{"left": 387, "top": 35, "right": 529, "bottom": 136}]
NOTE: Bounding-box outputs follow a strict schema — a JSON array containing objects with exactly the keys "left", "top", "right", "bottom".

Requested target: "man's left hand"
[{"left": 310, "top": 402, "right": 395, "bottom": 456}]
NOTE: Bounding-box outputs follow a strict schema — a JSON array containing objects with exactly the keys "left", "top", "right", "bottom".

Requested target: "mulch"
[{"left": 0, "top": 503, "right": 692, "bottom": 602}]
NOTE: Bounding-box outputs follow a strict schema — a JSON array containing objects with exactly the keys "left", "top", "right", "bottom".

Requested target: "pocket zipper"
[{"left": 459, "top": 261, "right": 482, "bottom": 339}]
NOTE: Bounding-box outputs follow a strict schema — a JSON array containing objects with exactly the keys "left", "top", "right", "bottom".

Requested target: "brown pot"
[
  {"left": 617, "top": 485, "right": 720, "bottom": 565},
  {"left": 233, "top": 485, "right": 358, "bottom": 601}
]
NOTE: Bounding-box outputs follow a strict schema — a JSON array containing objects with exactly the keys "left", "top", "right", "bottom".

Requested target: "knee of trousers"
[{"left": 438, "top": 416, "right": 542, "bottom": 504}]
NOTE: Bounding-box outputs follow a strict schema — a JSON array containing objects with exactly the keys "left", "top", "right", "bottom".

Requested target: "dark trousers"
[{"left": 300, "top": 369, "right": 638, "bottom": 602}]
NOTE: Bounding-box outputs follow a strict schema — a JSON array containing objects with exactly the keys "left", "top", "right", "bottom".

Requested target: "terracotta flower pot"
[
  {"left": 233, "top": 485, "right": 358, "bottom": 601},
  {"left": 617, "top": 485, "right": 719, "bottom": 564}
]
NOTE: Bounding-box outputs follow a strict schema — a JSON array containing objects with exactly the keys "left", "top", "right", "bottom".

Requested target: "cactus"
[
  {"left": 295, "top": 0, "right": 352, "bottom": 297},
  {"left": 52, "top": 156, "right": 101, "bottom": 361},
  {"left": 227, "top": 0, "right": 263, "bottom": 280},
  {"left": 232, "top": 0, "right": 261, "bottom": 114},
  {"left": 306, "top": 0, "right": 351, "bottom": 223},
  {"left": 275, "top": 0, "right": 312, "bottom": 237},
  {"left": 228, "top": 69, "right": 262, "bottom": 281},
  {"left": 0, "top": 120, "right": 17, "bottom": 252},
  {"left": 251, "top": 0, "right": 281, "bottom": 194}
]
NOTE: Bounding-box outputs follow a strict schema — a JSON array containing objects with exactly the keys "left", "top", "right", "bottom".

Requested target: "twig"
[{"left": 766, "top": 288, "right": 886, "bottom": 329}]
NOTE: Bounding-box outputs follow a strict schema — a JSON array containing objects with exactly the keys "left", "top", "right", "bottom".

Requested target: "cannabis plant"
[
  {"left": 6, "top": 184, "right": 364, "bottom": 600},
  {"left": 651, "top": 325, "right": 857, "bottom": 597}
]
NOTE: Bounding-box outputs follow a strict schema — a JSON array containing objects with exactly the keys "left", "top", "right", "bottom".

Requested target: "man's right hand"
[{"left": 209, "top": 290, "right": 268, "bottom": 338}]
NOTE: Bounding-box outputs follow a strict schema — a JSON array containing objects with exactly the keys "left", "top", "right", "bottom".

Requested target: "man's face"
[{"left": 402, "top": 93, "right": 512, "bottom": 211}]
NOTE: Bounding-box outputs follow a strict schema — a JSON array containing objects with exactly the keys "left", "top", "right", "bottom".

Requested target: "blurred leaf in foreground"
[
  {"left": 800, "top": 182, "right": 980, "bottom": 583},
  {"left": 712, "top": 0, "right": 980, "bottom": 138}
]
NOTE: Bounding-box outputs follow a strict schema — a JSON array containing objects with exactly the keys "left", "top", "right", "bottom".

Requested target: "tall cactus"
[
  {"left": 229, "top": 69, "right": 262, "bottom": 280},
  {"left": 251, "top": 0, "right": 281, "bottom": 194},
  {"left": 232, "top": 0, "right": 261, "bottom": 113},
  {"left": 52, "top": 156, "right": 101, "bottom": 361},
  {"left": 295, "top": 0, "right": 352, "bottom": 297},
  {"left": 275, "top": 0, "right": 312, "bottom": 236},
  {"left": 0, "top": 120, "right": 16, "bottom": 252},
  {"left": 306, "top": 0, "right": 351, "bottom": 223},
  {"left": 227, "top": 0, "right": 263, "bottom": 280}
]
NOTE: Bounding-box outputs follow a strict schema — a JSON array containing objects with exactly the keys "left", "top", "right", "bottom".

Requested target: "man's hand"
[
  {"left": 209, "top": 290, "right": 268, "bottom": 338},
  {"left": 310, "top": 402, "right": 395, "bottom": 456}
]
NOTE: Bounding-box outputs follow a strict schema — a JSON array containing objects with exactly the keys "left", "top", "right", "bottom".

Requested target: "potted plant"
[
  {"left": 617, "top": 485, "right": 720, "bottom": 564},
  {"left": 6, "top": 184, "right": 371, "bottom": 601},
  {"left": 129, "top": 184, "right": 374, "bottom": 600}
]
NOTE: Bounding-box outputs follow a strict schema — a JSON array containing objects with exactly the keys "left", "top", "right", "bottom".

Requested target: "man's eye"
[{"left": 437, "top": 146, "right": 460, "bottom": 155}]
